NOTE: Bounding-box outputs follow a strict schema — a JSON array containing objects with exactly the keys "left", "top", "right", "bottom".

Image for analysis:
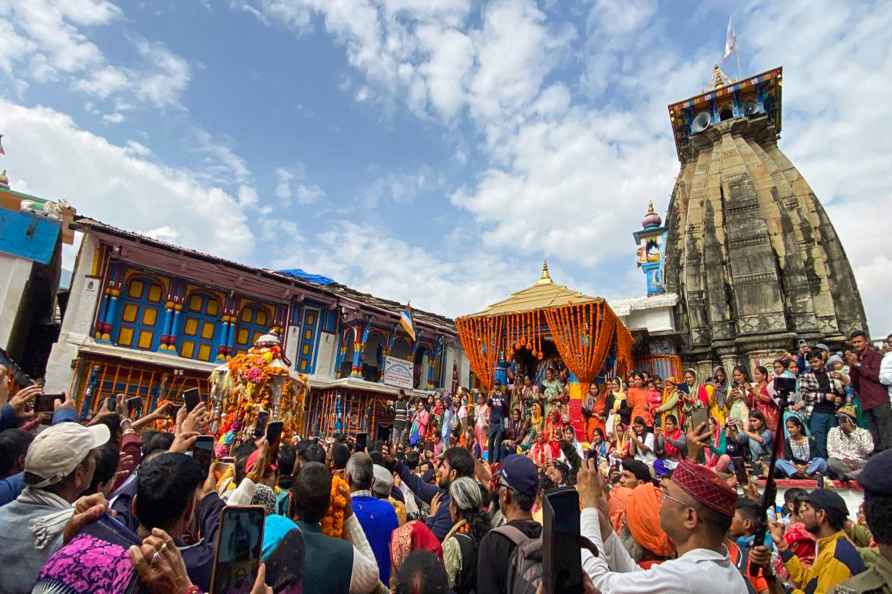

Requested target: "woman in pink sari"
[{"left": 409, "top": 401, "right": 430, "bottom": 446}]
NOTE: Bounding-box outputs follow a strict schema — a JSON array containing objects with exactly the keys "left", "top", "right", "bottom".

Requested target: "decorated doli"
[{"left": 209, "top": 333, "right": 307, "bottom": 451}]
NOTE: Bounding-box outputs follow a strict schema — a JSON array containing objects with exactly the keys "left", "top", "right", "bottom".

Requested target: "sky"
[{"left": 0, "top": 0, "right": 890, "bottom": 335}]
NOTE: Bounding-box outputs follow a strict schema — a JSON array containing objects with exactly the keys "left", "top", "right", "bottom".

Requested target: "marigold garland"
[
  {"left": 209, "top": 339, "right": 306, "bottom": 443},
  {"left": 320, "top": 474, "right": 350, "bottom": 538}
]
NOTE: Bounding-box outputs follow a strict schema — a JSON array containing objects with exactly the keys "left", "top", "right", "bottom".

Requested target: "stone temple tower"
[{"left": 662, "top": 66, "right": 868, "bottom": 371}]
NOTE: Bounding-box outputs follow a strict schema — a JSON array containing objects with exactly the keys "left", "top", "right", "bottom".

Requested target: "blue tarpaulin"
[
  {"left": 0, "top": 209, "right": 61, "bottom": 265},
  {"left": 276, "top": 268, "right": 336, "bottom": 286}
]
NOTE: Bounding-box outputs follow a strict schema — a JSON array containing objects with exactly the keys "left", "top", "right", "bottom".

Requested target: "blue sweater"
[
  {"left": 0, "top": 472, "right": 25, "bottom": 507},
  {"left": 351, "top": 494, "right": 399, "bottom": 584}
]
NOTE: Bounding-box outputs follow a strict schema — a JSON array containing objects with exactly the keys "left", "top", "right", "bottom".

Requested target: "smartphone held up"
[
  {"left": 543, "top": 487, "right": 584, "bottom": 594},
  {"left": 210, "top": 505, "right": 265, "bottom": 594}
]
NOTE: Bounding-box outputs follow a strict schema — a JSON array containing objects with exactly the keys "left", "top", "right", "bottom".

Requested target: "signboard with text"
[{"left": 383, "top": 356, "right": 414, "bottom": 390}]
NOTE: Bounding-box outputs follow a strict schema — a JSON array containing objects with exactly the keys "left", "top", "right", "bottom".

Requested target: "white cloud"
[
  {"left": 361, "top": 166, "right": 443, "bottom": 208},
  {"left": 242, "top": 0, "right": 478, "bottom": 118},
  {"left": 132, "top": 38, "right": 191, "bottom": 108},
  {"left": 0, "top": 100, "right": 254, "bottom": 261},
  {"left": 124, "top": 140, "right": 151, "bottom": 157},
  {"left": 274, "top": 165, "right": 325, "bottom": 206},
  {"left": 468, "top": 0, "right": 573, "bottom": 131},
  {"left": 238, "top": 184, "right": 259, "bottom": 207},
  {"left": 0, "top": 20, "right": 35, "bottom": 74},
  {"left": 274, "top": 167, "right": 294, "bottom": 204},
  {"left": 101, "top": 111, "right": 125, "bottom": 124},
  {"left": 193, "top": 128, "right": 252, "bottom": 184},
  {"left": 76, "top": 66, "right": 128, "bottom": 98},
  {"left": 295, "top": 183, "right": 324, "bottom": 205},
  {"left": 416, "top": 25, "right": 473, "bottom": 120},
  {"left": 0, "top": 2, "right": 191, "bottom": 108},
  {"left": 269, "top": 221, "right": 534, "bottom": 317},
  {"left": 1, "top": 0, "right": 112, "bottom": 76}
]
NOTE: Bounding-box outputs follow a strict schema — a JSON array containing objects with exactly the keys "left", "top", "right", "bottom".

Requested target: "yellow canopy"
[
  {"left": 455, "top": 263, "right": 633, "bottom": 391},
  {"left": 469, "top": 262, "right": 601, "bottom": 317}
]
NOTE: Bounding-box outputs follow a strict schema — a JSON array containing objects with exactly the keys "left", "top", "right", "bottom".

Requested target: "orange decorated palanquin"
[
  {"left": 455, "top": 263, "right": 633, "bottom": 440},
  {"left": 209, "top": 333, "right": 308, "bottom": 445}
]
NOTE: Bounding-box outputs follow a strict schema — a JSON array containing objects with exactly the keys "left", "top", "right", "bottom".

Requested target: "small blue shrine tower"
[{"left": 633, "top": 202, "right": 666, "bottom": 296}]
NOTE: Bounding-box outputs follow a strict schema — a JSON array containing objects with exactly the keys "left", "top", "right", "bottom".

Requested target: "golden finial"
[
  {"left": 711, "top": 65, "right": 733, "bottom": 90},
  {"left": 0, "top": 169, "right": 8, "bottom": 189},
  {"left": 536, "top": 260, "right": 553, "bottom": 285},
  {"left": 647, "top": 201, "right": 656, "bottom": 214}
]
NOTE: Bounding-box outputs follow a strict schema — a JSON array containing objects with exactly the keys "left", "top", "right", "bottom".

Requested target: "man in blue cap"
[
  {"left": 834, "top": 449, "right": 892, "bottom": 593},
  {"left": 476, "top": 454, "right": 541, "bottom": 594}
]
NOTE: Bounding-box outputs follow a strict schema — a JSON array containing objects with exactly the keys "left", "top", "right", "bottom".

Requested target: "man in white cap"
[{"left": 0, "top": 421, "right": 110, "bottom": 593}]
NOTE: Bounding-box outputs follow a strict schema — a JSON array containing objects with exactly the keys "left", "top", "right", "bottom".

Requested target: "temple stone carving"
[{"left": 662, "top": 66, "right": 868, "bottom": 370}]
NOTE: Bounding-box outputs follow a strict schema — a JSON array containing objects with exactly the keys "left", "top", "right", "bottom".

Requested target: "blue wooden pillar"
[
  {"left": 351, "top": 323, "right": 369, "bottom": 378},
  {"left": 170, "top": 307, "right": 182, "bottom": 353},
  {"left": 158, "top": 306, "right": 172, "bottom": 350},
  {"left": 214, "top": 321, "right": 229, "bottom": 361}
]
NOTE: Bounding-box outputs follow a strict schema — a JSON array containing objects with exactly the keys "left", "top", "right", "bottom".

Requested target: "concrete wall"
[
  {"left": 0, "top": 252, "right": 34, "bottom": 350},
  {"left": 44, "top": 235, "right": 102, "bottom": 392}
]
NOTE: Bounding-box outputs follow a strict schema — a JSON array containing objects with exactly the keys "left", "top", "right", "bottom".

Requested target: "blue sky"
[{"left": 1, "top": 0, "right": 890, "bottom": 334}]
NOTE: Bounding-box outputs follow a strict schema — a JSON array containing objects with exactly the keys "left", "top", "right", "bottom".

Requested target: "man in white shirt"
[{"left": 576, "top": 457, "right": 748, "bottom": 594}]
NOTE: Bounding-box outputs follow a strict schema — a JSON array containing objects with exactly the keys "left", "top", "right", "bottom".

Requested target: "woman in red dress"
[
  {"left": 543, "top": 408, "right": 565, "bottom": 459},
  {"left": 751, "top": 365, "right": 779, "bottom": 431}
]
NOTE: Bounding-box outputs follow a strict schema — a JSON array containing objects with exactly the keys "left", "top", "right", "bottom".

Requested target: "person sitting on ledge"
[
  {"left": 826, "top": 405, "right": 874, "bottom": 481},
  {"left": 776, "top": 416, "right": 827, "bottom": 479}
]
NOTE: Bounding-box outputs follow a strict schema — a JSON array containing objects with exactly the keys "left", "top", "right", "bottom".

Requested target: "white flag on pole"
[{"left": 723, "top": 16, "right": 736, "bottom": 59}]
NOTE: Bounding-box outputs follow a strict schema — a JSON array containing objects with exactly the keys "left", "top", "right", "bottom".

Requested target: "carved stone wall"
[{"left": 663, "top": 115, "right": 868, "bottom": 366}]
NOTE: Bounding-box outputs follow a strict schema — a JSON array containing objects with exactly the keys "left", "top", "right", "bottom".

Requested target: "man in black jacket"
[{"left": 476, "top": 454, "right": 541, "bottom": 594}]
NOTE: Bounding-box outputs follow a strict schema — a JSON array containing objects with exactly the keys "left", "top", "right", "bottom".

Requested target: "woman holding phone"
[{"left": 727, "top": 366, "right": 752, "bottom": 427}]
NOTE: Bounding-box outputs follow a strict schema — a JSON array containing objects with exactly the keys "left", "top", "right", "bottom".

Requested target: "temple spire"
[{"left": 536, "top": 260, "right": 553, "bottom": 285}]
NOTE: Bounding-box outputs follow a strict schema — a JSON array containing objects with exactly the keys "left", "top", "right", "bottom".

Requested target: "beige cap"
[
  {"left": 372, "top": 464, "right": 393, "bottom": 496},
  {"left": 25, "top": 422, "right": 111, "bottom": 488}
]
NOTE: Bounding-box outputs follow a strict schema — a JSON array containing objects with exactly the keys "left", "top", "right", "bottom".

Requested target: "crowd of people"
[
  {"left": 0, "top": 329, "right": 889, "bottom": 594},
  {"left": 396, "top": 331, "right": 891, "bottom": 484}
]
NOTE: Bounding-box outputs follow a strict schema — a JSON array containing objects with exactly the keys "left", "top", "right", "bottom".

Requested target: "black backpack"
[
  {"left": 453, "top": 532, "right": 478, "bottom": 594},
  {"left": 491, "top": 525, "right": 544, "bottom": 594}
]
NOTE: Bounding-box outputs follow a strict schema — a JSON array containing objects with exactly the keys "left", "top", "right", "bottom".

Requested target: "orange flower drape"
[
  {"left": 614, "top": 322, "right": 634, "bottom": 377},
  {"left": 543, "top": 301, "right": 618, "bottom": 394},
  {"left": 455, "top": 315, "right": 505, "bottom": 392},
  {"left": 456, "top": 301, "right": 633, "bottom": 393}
]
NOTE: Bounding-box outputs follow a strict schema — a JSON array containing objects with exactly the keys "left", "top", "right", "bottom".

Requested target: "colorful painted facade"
[{"left": 44, "top": 217, "right": 468, "bottom": 440}]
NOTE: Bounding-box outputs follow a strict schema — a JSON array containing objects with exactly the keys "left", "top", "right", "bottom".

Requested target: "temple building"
[
  {"left": 43, "top": 216, "right": 467, "bottom": 440},
  {"left": 632, "top": 65, "right": 868, "bottom": 375}
]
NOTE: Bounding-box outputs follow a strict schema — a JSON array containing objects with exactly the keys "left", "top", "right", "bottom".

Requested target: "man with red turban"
[{"left": 577, "top": 457, "right": 748, "bottom": 593}]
